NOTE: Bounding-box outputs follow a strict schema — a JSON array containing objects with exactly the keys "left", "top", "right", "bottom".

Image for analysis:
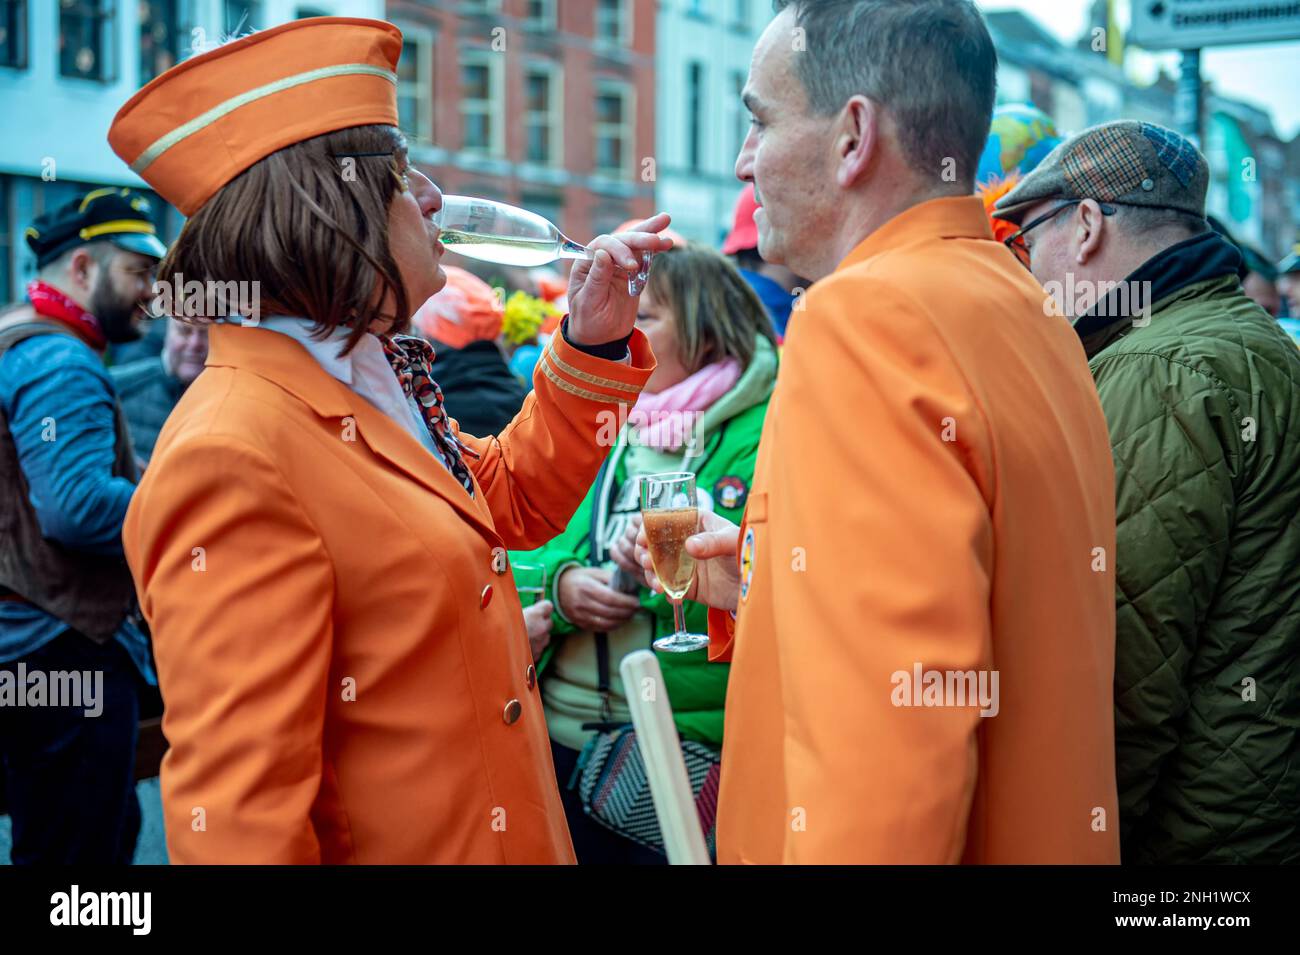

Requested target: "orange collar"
[{"left": 838, "top": 195, "right": 996, "bottom": 273}]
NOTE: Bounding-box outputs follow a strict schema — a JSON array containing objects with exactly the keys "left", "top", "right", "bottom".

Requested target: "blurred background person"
[
  {"left": 413, "top": 266, "right": 527, "bottom": 437},
  {"left": 1278, "top": 244, "right": 1300, "bottom": 321},
  {"left": 996, "top": 121, "right": 1300, "bottom": 864},
  {"left": 514, "top": 243, "right": 777, "bottom": 864},
  {"left": 1241, "top": 245, "right": 1281, "bottom": 318},
  {"left": 721, "top": 184, "right": 804, "bottom": 339},
  {"left": 110, "top": 318, "right": 209, "bottom": 464},
  {"left": 1208, "top": 215, "right": 1283, "bottom": 319},
  {"left": 0, "top": 189, "right": 163, "bottom": 864}
]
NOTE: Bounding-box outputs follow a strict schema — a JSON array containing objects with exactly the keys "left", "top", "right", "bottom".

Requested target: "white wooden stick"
[{"left": 620, "top": 649, "right": 712, "bottom": 865}]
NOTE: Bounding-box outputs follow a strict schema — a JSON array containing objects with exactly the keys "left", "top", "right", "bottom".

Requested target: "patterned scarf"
[
  {"left": 380, "top": 334, "right": 479, "bottom": 495},
  {"left": 26, "top": 280, "right": 107, "bottom": 351}
]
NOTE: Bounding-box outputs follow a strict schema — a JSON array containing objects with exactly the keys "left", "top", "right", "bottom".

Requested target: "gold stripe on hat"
[
  {"left": 129, "top": 63, "right": 398, "bottom": 175},
  {"left": 80, "top": 219, "right": 157, "bottom": 241},
  {"left": 78, "top": 187, "right": 129, "bottom": 212}
]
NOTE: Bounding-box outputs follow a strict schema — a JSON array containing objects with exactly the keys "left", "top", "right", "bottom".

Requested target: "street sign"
[{"left": 1132, "top": 0, "right": 1300, "bottom": 49}]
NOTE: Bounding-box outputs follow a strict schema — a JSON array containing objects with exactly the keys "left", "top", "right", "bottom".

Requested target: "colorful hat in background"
[
  {"left": 721, "top": 184, "right": 760, "bottom": 255},
  {"left": 413, "top": 266, "right": 505, "bottom": 349},
  {"left": 977, "top": 103, "right": 1063, "bottom": 190},
  {"left": 108, "top": 17, "right": 402, "bottom": 216}
]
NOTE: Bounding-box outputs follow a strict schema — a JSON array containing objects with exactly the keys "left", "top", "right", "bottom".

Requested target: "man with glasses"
[
  {"left": 0, "top": 189, "right": 163, "bottom": 863},
  {"left": 995, "top": 121, "right": 1300, "bottom": 863}
]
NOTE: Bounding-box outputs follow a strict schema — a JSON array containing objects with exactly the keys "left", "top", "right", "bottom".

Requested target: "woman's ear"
[{"left": 836, "top": 95, "right": 878, "bottom": 190}]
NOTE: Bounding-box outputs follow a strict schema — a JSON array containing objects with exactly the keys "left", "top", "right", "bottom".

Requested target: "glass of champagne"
[
  {"left": 432, "top": 195, "right": 655, "bottom": 295},
  {"left": 640, "top": 472, "right": 709, "bottom": 653}
]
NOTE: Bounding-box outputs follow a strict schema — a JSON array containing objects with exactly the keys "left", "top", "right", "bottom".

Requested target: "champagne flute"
[
  {"left": 640, "top": 472, "right": 709, "bottom": 653},
  {"left": 432, "top": 195, "right": 654, "bottom": 295}
]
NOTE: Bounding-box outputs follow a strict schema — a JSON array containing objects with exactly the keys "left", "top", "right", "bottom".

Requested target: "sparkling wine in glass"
[
  {"left": 641, "top": 472, "right": 709, "bottom": 653},
  {"left": 432, "top": 195, "right": 654, "bottom": 295}
]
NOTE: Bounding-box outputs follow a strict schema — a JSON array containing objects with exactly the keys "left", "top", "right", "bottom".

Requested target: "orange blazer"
[
  {"left": 123, "top": 323, "right": 653, "bottom": 863},
  {"left": 708, "top": 196, "right": 1120, "bottom": 864}
]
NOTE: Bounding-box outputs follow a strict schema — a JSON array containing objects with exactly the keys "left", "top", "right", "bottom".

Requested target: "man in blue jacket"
[{"left": 0, "top": 189, "right": 164, "bottom": 863}]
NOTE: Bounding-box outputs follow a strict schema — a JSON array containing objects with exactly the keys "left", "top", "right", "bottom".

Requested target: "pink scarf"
[{"left": 631, "top": 359, "right": 741, "bottom": 450}]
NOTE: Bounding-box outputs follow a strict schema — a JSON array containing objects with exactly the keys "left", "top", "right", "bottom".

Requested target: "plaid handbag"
[{"left": 574, "top": 722, "right": 721, "bottom": 861}]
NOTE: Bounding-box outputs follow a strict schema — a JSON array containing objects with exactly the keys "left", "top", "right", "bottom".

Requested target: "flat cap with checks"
[{"left": 993, "top": 120, "right": 1210, "bottom": 227}]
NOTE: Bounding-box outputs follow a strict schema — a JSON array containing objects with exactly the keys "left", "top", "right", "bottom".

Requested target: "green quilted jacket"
[{"left": 1077, "top": 231, "right": 1300, "bottom": 863}]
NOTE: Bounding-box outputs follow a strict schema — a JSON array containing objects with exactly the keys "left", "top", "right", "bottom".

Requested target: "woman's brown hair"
[
  {"left": 645, "top": 242, "right": 778, "bottom": 373},
  {"left": 158, "top": 123, "right": 410, "bottom": 355}
]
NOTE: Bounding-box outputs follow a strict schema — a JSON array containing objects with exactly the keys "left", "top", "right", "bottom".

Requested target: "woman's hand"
[
  {"left": 556, "top": 566, "right": 642, "bottom": 633},
  {"left": 522, "top": 600, "right": 554, "bottom": 663},
  {"left": 636, "top": 509, "right": 742, "bottom": 612},
  {"left": 566, "top": 213, "right": 675, "bottom": 348}
]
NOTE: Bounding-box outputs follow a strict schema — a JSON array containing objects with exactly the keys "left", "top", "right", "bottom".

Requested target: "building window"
[
  {"left": 459, "top": 0, "right": 500, "bottom": 15},
  {"left": 594, "top": 80, "right": 632, "bottom": 178},
  {"left": 525, "top": 62, "right": 562, "bottom": 166},
  {"left": 139, "top": 0, "right": 183, "bottom": 83},
  {"left": 396, "top": 26, "right": 434, "bottom": 145},
  {"left": 731, "top": 69, "right": 747, "bottom": 162},
  {"left": 524, "top": 0, "right": 556, "bottom": 28},
  {"left": 731, "top": 0, "right": 749, "bottom": 29},
  {"left": 222, "top": 0, "right": 260, "bottom": 34},
  {"left": 687, "top": 61, "right": 704, "bottom": 172},
  {"left": 59, "top": 0, "right": 116, "bottom": 82},
  {"left": 0, "top": 0, "right": 28, "bottom": 69},
  {"left": 595, "top": 0, "right": 629, "bottom": 46},
  {"left": 461, "top": 50, "right": 504, "bottom": 157},
  {"left": 296, "top": 6, "right": 329, "bottom": 17}
]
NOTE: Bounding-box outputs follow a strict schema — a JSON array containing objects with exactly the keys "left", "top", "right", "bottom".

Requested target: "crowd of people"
[{"left": 1, "top": 0, "right": 1298, "bottom": 866}]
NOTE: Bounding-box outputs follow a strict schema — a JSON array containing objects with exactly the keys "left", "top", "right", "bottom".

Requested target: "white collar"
[{"left": 251, "top": 316, "right": 441, "bottom": 456}]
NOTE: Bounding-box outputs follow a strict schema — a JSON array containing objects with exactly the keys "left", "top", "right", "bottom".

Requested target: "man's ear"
[
  {"left": 65, "top": 246, "right": 98, "bottom": 293},
  {"left": 835, "top": 95, "right": 878, "bottom": 189},
  {"left": 1074, "top": 199, "right": 1106, "bottom": 265}
]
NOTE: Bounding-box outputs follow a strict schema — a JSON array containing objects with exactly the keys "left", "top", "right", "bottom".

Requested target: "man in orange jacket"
[{"left": 632, "top": 0, "right": 1120, "bottom": 864}]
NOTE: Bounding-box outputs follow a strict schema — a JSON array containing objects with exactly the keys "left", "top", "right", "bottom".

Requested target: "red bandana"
[{"left": 25, "top": 280, "right": 107, "bottom": 351}]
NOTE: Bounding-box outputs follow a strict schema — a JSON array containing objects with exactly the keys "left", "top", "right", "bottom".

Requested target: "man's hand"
[
  {"left": 522, "top": 600, "right": 554, "bottom": 663},
  {"left": 566, "top": 213, "right": 675, "bottom": 347},
  {"left": 636, "top": 509, "right": 742, "bottom": 612},
  {"left": 556, "top": 566, "right": 642, "bottom": 633}
]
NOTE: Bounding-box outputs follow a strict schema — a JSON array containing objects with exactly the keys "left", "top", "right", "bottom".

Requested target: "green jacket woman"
[{"left": 511, "top": 242, "right": 778, "bottom": 863}]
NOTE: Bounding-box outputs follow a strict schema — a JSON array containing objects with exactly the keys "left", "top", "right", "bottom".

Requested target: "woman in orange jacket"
[{"left": 108, "top": 17, "right": 670, "bottom": 863}]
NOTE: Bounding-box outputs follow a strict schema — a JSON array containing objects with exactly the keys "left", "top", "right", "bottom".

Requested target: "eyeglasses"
[{"left": 1003, "top": 200, "right": 1119, "bottom": 261}]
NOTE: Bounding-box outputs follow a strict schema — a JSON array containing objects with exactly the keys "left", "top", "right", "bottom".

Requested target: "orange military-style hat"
[{"left": 108, "top": 17, "right": 402, "bottom": 216}]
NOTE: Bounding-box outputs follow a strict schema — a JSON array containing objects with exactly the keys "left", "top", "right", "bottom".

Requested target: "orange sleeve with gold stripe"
[{"left": 457, "top": 328, "right": 655, "bottom": 552}]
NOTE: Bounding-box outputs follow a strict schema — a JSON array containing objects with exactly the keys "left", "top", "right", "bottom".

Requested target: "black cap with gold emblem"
[{"left": 25, "top": 187, "right": 167, "bottom": 269}]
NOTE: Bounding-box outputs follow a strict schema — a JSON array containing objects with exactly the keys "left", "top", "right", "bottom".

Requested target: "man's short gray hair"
[{"left": 773, "top": 0, "right": 997, "bottom": 189}]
